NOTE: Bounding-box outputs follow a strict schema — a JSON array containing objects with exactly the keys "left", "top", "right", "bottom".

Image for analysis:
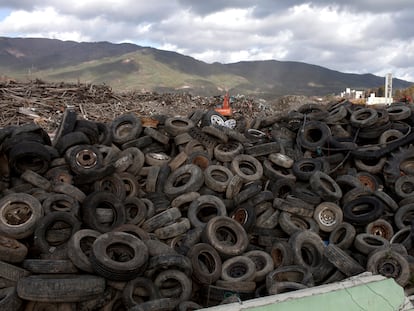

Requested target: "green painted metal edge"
[{"left": 201, "top": 274, "right": 414, "bottom": 311}]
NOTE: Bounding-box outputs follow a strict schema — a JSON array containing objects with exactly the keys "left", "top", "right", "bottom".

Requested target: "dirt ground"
[{"left": 0, "top": 79, "right": 330, "bottom": 132}]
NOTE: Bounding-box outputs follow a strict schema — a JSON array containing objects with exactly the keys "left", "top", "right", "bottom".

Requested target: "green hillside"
[
  {"left": 8, "top": 51, "right": 250, "bottom": 95},
  {"left": 1, "top": 37, "right": 413, "bottom": 98}
]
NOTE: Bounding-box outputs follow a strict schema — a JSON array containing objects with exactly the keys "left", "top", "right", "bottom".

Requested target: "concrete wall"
[{"left": 201, "top": 273, "right": 414, "bottom": 311}]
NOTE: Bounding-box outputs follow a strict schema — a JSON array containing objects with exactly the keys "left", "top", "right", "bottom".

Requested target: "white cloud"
[
  {"left": 0, "top": 7, "right": 91, "bottom": 41},
  {"left": 0, "top": 1, "right": 413, "bottom": 81}
]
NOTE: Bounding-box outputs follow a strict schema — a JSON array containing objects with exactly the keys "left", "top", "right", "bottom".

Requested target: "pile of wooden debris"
[{"left": 0, "top": 80, "right": 322, "bottom": 134}]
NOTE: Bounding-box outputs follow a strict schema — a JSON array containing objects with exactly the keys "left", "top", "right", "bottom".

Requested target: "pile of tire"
[{"left": 1, "top": 100, "right": 414, "bottom": 310}]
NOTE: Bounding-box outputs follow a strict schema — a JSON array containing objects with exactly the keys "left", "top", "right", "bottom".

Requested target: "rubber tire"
[
  {"left": 269, "top": 153, "right": 294, "bottom": 169},
  {"left": 270, "top": 240, "right": 294, "bottom": 268},
  {"left": 231, "top": 154, "right": 263, "bottom": 182},
  {"left": 354, "top": 157, "right": 386, "bottom": 175},
  {"left": 292, "top": 158, "right": 324, "bottom": 181},
  {"left": 0, "top": 287, "right": 23, "bottom": 310},
  {"left": 343, "top": 196, "right": 384, "bottom": 225},
  {"left": 122, "top": 135, "right": 153, "bottom": 150},
  {"left": 354, "top": 233, "right": 390, "bottom": 255},
  {"left": 34, "top": 211, "right": 81, "bottom": 256},
  {"left": 215, "top": 279, "right": 256, "bottom": 292},
  {"left": 111, "top": 113, "right": 142, "bottom": 145},
  {"left": 22, "top": 259, "right": 78, "bottom": 274},
  {"left": 201, "top": 111, "right": 226, "bottom": 127},
  {"left": 323, "top": 244, "right": 365, "bottom": 277},
  {"left": 187, "top": 243, "right": 222, "bottom": 285},
  {"left": 42, "top": 193, "right": 79, "bottom": 216},
  {"left": 279, "top": 212, "right": 319, "bottom": 235},
  {"left": 0, "top": 193, "right": 43, "bottom": 239},
  {"left": 96, "top": 122, "right": 112, "bottom": 145},
  {"left": 186, "top": 151, "right": 210, "bottom": 170},
  {"left": 67, "top": 229, "right": 101, "bottom": 273},
  {"left": 255, "top": 207, "right": 279, "bottom": 229},
  {"left": 0, "top": 235, "right": 28, "bottom": 263},
  {"left": 91, "top": 231, "right": 148, "bottom": 281},
  {"left": 177, "top": 301, "right": 203, "bottom": 311},
  {"left": 128, "top": 298, "right": 178, "bottom": 311},
  {"left": 214, "top": 142, "right": 244, "bottom": 162},
  {"left": 9, "top": 141, "right": 51, "bottom": 174},
  {"left": 188, "top": 195, "right": 227, "bottom": 228},
  {"left": 367, "top": 248, "right": 410, "bottom": 286},
  {"left": 267, "top": 281, "right": 307, "bottom": 295},
  {"left": 55, "top": 131, "right": 90, "bottom": 155},
  {"left": 365, "top": 219, "right": 394, "bottom": 240},
  {"left": 143, "top": 127, "right": 170, "bottom": 145},
  {"left": 350, "top": 108, "right": 378, "bottom": 128},
  {"left": 145, "top": 152, "right": 171, "bottom": 167},
  {"left": 154, "top": 269, "right": 192, "bottom": 302},
  {"left": 52, "top": 107, "right": 77, "bottom": 146},
  {"left": 17, "top": 274, "right": 106, "bottom": 302},
  {"left": 52, "top": 182, "right": 87, "bottom": 203},
  {"left": 154, "top": 218, "right": 191, "bottom": 240},
  {"left": 124, "top": 197, "right": 147, "bottom": 226},
  {"left": 117, "top": 172, "right": 140, "bottom": 199},
  {"left": 202, "top": 125, "right": 228, "bottom": 143},
  {"left": 270, "top": 178, "right": 295, "bottom": 199},
  {"left": 145, "top": 254, "right": 193, "bottom": 279},
  {"left": 202, "top": 216, "right": 249, "bottom": 258},
  {"left": 395, "top": 203, "right": 414, "bottom": 230},
  {"left": 328, "top": 222, "right": 356, "bottom": 250},
  {"left": 383, "top": 144, "right": 414, "bottom": 187},
  {"left": 93, "top": 173, "right": 127, "bottom": 201},
  {"left": 21, "top": 169, "right": 51, "bottom": 190},
  {"left": 221, "top": 256, "right": 256, "bottom": 282},
  {"left": 289, "top": 230, "right": 329, "bottom": 281},
  {"left": 82, "top": 191, "right": 126, "bottom": 233},
  {"left": 244, "top": 250, "right": 274, "bottom": 282},
  {"left": 230, "top": 204, "right": 257, "bottom": 232},
  {"left": 277, "top": 195, "right": 315, "bottom": 217},
  {"left": 266, "top": 265, "right": 314, "bottom": 290},
  {"left": 141, "top": 207, "right": 181, "bottom": 233},
  {"left": 313, "top": 202, "right": 343, "bottom": 233},
  {"left": 164, "top": 164, "right": 204, "bottom": 198},
  {"left": 292, "top": 186, "right": 322, "bottom": 205},
  {"left": 204, "top": 165, "right": 233, "bottom": 192},
  {"left": 122, "top": 277, "right": 160, "bottom": 308},
  {"left": 74, "top": 120, "right": 100, "bottom": 145},
  {"left": 171, "top": 192, "right": 200, "bottom": 212},
  {"left": 245, "top": 142, "right": 280, "bottom": 157},
  {"left": 297, "top": 121, "right": 331, "bottom": 151},
  {"left": 176, "top": 227, "right": 203, "bottom": 256},
  {"left": 310, "top": 171, "right": 342, "bottom": 202},
  {"left": 387, "top": 105, "right": 411, "bottom": 121},
  {"left": 395, "top": 175, "right": 414, "bottom": 199},
  {"left": 164, "top": 117, "right": 194, "bottom": 137}
]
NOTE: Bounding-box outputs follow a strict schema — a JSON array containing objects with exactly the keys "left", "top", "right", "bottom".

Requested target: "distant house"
[
  {"left": 340, "top": 88, "right": 365, "bottom": 99},
  {"left": 341, "top": 73, "right": 394, "bottom": 106}
]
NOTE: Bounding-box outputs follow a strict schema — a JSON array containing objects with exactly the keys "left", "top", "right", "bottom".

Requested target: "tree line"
[
  {"left": 394, "top": 85, "right": 414, "bottom": 101},
  {"left": 365, "top": 85, "right": 414, "bottom": 101}
]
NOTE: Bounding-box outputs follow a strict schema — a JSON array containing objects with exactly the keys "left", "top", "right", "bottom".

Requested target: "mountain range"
[{"left": 0, "top": 37, "right": 412, "bottom": 98}]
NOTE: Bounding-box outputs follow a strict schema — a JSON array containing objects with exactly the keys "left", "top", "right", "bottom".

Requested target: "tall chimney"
[{"left": 385, "top": 73, "right": 392, "bottom": 105}]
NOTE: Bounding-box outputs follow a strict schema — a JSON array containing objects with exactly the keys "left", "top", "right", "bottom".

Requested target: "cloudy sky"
[{"left": 0, "top": 1, "right": 413, "bottom": 81}]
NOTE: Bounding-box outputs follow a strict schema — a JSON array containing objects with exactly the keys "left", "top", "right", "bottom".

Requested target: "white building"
[
  {"left": 366, "top": 93, "right": 393, "bottom": 106},
  {"left": 341, "top": 73, "right": 394, "bottom": 106},
  {"left": 366, "top": 73, "right": 393, "bottom": 106},
  {"left": 340, "top": 88, "right": 364, "bottom": 99}
]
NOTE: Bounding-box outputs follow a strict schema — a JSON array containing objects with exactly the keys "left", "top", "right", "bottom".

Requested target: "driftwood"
[{"left": 0, "top": 80, "right": 276, "bottom": 133}]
